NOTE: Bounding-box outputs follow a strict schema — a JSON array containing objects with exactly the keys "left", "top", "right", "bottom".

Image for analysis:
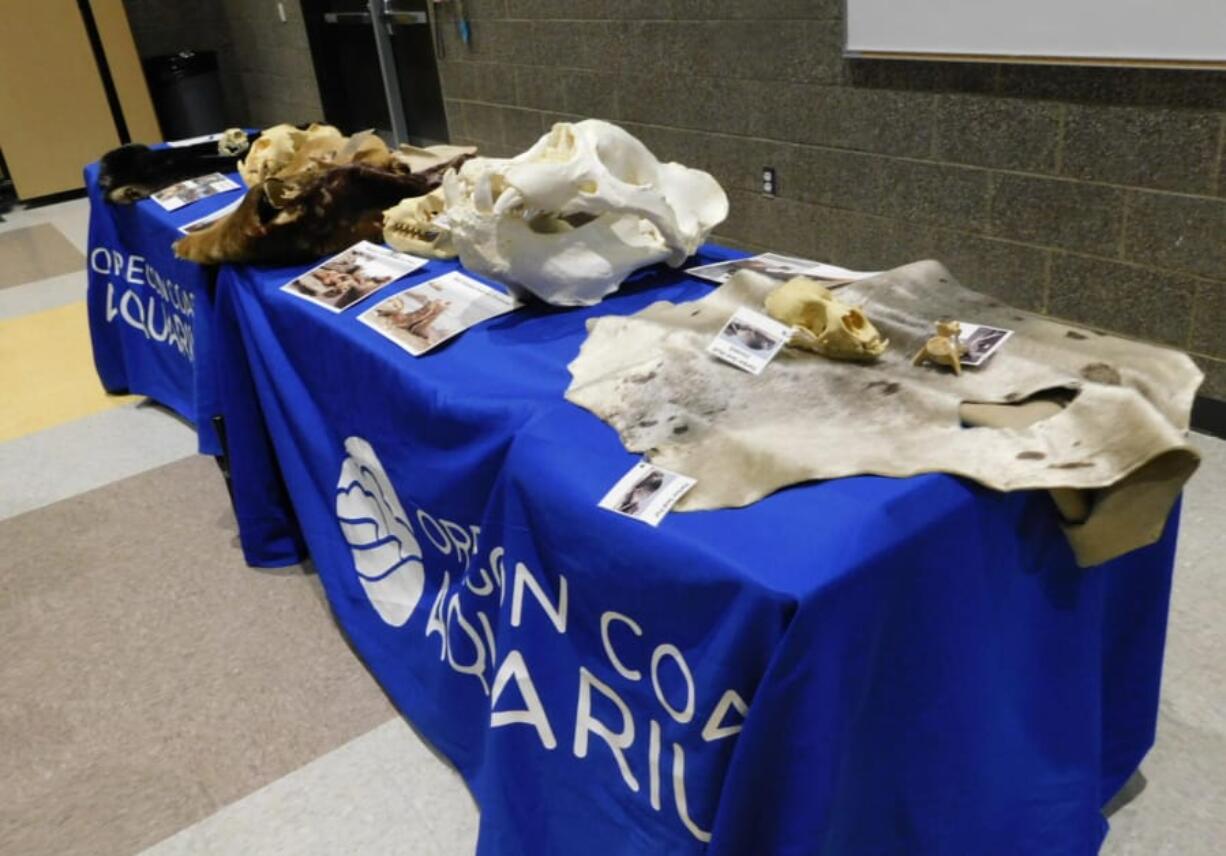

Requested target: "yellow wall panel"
[
  {"left": 90, "top": 0, "right": 162, "bottom": 144},
  {"left": 0, "top": 0, "right": 119, "bottom": 198}
]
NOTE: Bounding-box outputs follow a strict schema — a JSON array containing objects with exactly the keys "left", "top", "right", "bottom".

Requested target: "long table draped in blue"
[
  {"left": 214, "top": 246, "right": 1176, "bottom": 855},
  {"left": 85, "top": 163, "right": 246, "bottom": 454}
]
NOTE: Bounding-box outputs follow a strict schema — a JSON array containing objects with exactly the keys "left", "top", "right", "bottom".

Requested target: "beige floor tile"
[
  {"left": 0, "top": 456, "right": 394, "bottom": 856},
  {"left": 0, "top": 223, "right": 85, "bottom": 290}
]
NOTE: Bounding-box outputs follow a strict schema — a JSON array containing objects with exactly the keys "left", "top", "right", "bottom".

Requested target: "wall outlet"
[{"left": 762, "top": 166, "right": 777, "bottom": 197}]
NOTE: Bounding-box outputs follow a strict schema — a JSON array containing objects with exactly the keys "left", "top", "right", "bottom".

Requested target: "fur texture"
[
  {"left": 98, "top": 132, "right": 257, "bottom": 202},
  {"left": 173, "top": 145, "right": 473, "bottom": 266},
  {"left": 173, "top": 164, "right": 434, "bottom": 265}
]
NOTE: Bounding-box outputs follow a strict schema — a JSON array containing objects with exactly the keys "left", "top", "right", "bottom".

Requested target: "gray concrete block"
[
  {"left": 463, "top": 101, "right": 505, "bottom": 145},
  {"left": 716, "top": 190, "right": 831, "bottom": 261},
  {"left": 564, "top": 72, "right": 618, "bottom": 119},
  {"left": 763, "top": 86, "right": 935, "bottom": 157},
  {"left": 535, "top": 20, "right": 608, "bottom": 70},
  {"left": 997, "top": 65, "right": 1145, "bottom": 105},
  {"left": 616, "top": 73, "right": 761, "bottom": 137},
  {"left": 991, "top": 173, "right": 1124, "bottom": 257},
  {"left": 789, "top": 146, "right": 882, "bottom": 213},
  {"left": 1049, "top": 253, "right": 1196, "bottom": 347},
  {"left": 846, "top": 60, "right": 999, "bottom": 95},
  {"left": 501, "top": 106, "right": 544, "bottom": 149},
  {"left": 690, "top": 0, "right": 842, "bottom": 19},
  {"left": 468, "top": 63, "right": 518, "bottom": 104},
  {"left": 832, "top": 209, "right": 934, "bottom": 271},
  {"left": 514, "top": 66, "right": 566, "bottom": 112},
  {"left": 1124, "top": 191, "right": 1226, "bottom": 281},
  {"left": 878, "top": 159, "right": 991, "bottom": 232},
  {"left": 1062, "top": 104, "right": 1221, "bottom": 195},
  {"left": 1191, "top": 282, "right": 1226, "bottom": 359},
  {"left": 933, "top": 94, "right": 1062, "bottom": 172},
  {"left": 928, "top": 229, "right": 1051, "bottom": 313}
]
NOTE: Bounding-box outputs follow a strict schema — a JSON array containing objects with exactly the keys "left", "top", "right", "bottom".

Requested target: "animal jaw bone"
[
  {"left": 763, "top": 276, "right": 888, "bottom": 361},
  {"left": 913, "top": 319, "right": 968, "bottom": 375},
  {"left": 383, "top": 189, "right": 456, "bottom": 258},
  {"left": 441, "top": 119, "right": 728, "bottom": 306}
]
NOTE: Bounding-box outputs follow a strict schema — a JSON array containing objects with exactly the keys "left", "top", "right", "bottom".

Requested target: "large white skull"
[{"left": 442, "top": 120, "right": 728, "bottom": 306}]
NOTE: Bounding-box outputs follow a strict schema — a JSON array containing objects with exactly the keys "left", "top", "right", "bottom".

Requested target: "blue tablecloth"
[
  {"left": 85, "top": 163, "right": 246, "bottom": 454},
  {"left": 215, "top": 246, "right": 1176, "bottom": 855}
]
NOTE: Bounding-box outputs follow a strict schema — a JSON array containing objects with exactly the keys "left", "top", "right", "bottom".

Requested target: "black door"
[{"left": 302, "top": 0, "right": 449, "bottom": 145}]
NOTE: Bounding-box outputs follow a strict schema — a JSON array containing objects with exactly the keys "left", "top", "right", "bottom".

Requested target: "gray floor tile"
[
  {"left": 137, "top": 719, "right": 478, "bottom": 856},
  {"left": 1103, "top": 431, "right": 1226, "bottom": 854},
  {"left": 0, "top": 268, "right": 87, "bottom": 321},
  {"left": 0, "top": 402, "right": 198, "bottom": 521}
]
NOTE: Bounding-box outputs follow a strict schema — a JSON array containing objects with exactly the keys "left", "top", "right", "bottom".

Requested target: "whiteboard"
[{"left": 845, "top": 0, "right": 1226, "bottom": 68}]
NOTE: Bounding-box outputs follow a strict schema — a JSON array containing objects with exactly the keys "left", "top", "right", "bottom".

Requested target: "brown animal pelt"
[
  {"left": 173, "top": 143, "right": 474, "bottom": 266},
  {"left": 173, "top": 164, "right": 435, "bottom": 266}
]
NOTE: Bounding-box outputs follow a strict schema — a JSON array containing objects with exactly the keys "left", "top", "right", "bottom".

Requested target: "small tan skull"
[
  {"left": 238, "top": 124, "right": 304, "bottom": 185},
  {"left": 764, "top": 276, "right": 888, "bottom": 361},
  {"left": 382, "top": 188, "right": 456, "bottom": 258},
  {"left": 217, "top": 127, "right": 250, "bottom": 157}
]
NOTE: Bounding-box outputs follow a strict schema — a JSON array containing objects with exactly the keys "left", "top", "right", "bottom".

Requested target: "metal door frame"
[{"left": 367, "top": 0, "right": 429, "bottom": 144}]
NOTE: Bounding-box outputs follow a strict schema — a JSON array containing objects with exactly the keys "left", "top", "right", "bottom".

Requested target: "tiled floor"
[
  {"left": 0, "top": 196, "right": 1222, "bottom": 856},
  {"left": 0, "top": 222, "right": 85, "bottom": 289}
]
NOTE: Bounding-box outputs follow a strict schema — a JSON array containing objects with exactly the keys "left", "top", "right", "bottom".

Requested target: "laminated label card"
[
  {"left": 687, "top": 252, "right": 879, "bottom": 284},
  {"left": 166, "top": 132, "right": 227, "bottom": 147},
  {"left": 958, "top": 322, "right": 1014, "bottom": 367},
  {"left": 281, "top": 241, "right": 427, "bottom": 313},
  {"left": 178, "top": 197, "right": 242, "bottom": 235},
  {"left": 358, "top": 270, "right": 517, "bottom": 356},
  {"left": 707, "top": 307, "right": 792, "bottom": 375},
  {"left": 598, "top": 461, "right": 696, "bottom": 527},
  {"left": 151, "top": 172, "right": 241, "bottom": 212}
]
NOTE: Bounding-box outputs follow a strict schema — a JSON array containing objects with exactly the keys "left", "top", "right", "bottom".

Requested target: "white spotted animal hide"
[{"left": 567, "top": 264, "right": 1203, "bottom": 566}]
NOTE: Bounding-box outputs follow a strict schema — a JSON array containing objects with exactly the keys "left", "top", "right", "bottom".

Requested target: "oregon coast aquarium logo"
[
  {"left": 335, "top": 436, "right": 426, "bottom": 626},
  {"left": 334, "top": 436, "right": 750, "bottom": 844}
]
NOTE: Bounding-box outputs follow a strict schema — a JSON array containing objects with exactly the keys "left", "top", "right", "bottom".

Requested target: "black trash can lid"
[{"left": 143, "top": 51, "right": 219, "bottom": 83}]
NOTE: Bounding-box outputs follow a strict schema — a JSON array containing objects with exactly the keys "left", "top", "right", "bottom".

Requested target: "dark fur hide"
[
  {"left": 98, "top": 133, "right": 258, "bottom": 202},
  {"left": 173, "top": 163, "right": 436, "bottom": 265}
]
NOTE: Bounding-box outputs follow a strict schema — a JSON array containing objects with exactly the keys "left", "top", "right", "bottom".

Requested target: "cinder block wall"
[
  {"left": 123, "top": 0, "right": 324, "bottom": 130},
  {"left": 435, "top": 0, "right": 1226, "bottom": 402},
  {"left": 216, "top": 0, "right": 323, "bottom": 128}
]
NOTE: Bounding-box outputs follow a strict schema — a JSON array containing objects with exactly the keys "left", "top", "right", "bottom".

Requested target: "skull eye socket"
[
  {"left": 526, "top": 212, "right": 599, "bottom": 234},
  {"left": 844, "top": 311, "right": 867, "bottom": 332}
]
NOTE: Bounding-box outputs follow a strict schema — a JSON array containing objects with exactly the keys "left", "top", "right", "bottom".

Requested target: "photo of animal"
[
  {"left": 285, "top": 244, "right": 400, "bottom": 310},
  {"left": 617, "top": 469, "right": 666, "bottom": 515}
]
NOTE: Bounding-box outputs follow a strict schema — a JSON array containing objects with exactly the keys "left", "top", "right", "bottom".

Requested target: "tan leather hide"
[{"left": 566, "top": 263, "right": 1203, "bottom": 566}]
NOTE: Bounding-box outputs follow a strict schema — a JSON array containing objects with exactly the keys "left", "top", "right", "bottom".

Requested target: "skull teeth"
[{"left": 389, "top": 222, "right": 440, "bottom": 240}]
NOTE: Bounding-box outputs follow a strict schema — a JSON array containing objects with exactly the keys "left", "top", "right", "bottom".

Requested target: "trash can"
[{"left": 143, "top": 51, "right": 227, "bottom": 140}]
